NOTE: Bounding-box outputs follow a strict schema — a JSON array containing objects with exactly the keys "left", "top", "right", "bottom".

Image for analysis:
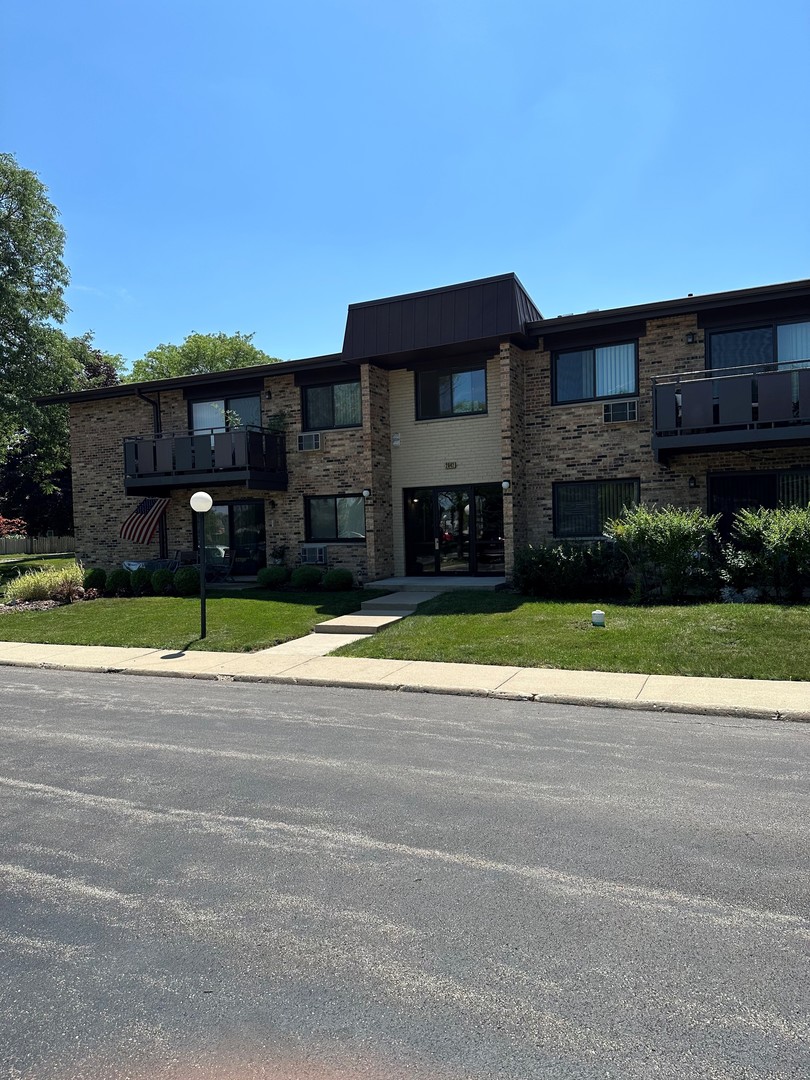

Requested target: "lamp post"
[{"left": 190, "top": 491, "right": 213, "bottom": 639}]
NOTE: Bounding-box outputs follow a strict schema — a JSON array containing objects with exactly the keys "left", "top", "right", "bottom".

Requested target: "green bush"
[
  {"left": 151, "top": 568, "right": 175, "bottom": 595},
  {"left": 290, "top": 565, "right": 324, "bottom": 590},
  {"left": 4, "top": 562, "right": 85, "bottom": 603},
  {"left": 513, "top": 542, "right": 627, "bottom": 600},
  {"left": 83, "top": 567, "right": 106, "bottom": 592},
  {"left": 604, "top": 504, "right": 720, "bottom": 603},
  {"left": 130, "top": 567, "right": 153, "bottom": 596},
  {"left": 729, "top": 504, "right": 810, "bottom": 602},
  {"left": 173, "top": 566, "right": 200, "bottom": 596},
  {"left": 104, "top": 568, "right": 132, "bottom": 597},
  {"left": 322, "top": 568, "right": 354, "bottom": 591},
  {"left": 256, "top": 565, "right": 290, "bottom": 589}
]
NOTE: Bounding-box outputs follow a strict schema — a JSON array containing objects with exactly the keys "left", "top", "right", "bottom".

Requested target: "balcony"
[
  {"left": 123, "top": 427, "right": 287, "bottom": 494},
  {"left": 652, "top": 362, "right": 810, "bottom": 458}
]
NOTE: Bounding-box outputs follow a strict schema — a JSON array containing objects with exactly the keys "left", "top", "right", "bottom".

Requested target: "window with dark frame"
[
  {"left": 553, "top": 479, "right": 640, "bottom": 538},
  {"left": 553, "top": 343, "right": 637, "bottom": 404},
  {"left": 305, "top": 495, "right": 366, "bottom": 542},
  {"left": 707, "top": 321, "right": 810, "bottom": 371},
  {"left": 190, "top": 394, "right": 261, "bottom": 432},
  {"left": 302, "top": 381, "right": 361, "bottom": 431},
  {"left": 416, "top": 365, "right": 487, "bottom": 420}
]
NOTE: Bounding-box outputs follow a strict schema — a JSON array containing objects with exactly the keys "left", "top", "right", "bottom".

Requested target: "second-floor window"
[
  {"left": 708, "top": 321, "right": 810, "bottom": 371},
  {"left": 302, "top": 381, "right": 361, "bottom": 430},
  {"left": 554, "top": 343, "right": 637, "bottom": 403},
  {"left": 416, "top": 365, "right": 487, "bottom": 420},
  {"left": 191, "top": 395, "right": 261, "bottom": 432}
]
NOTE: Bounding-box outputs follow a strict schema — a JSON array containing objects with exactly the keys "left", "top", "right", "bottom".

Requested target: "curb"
[{"left": 2, "top": 657, "right": 809, "bottom": 724}]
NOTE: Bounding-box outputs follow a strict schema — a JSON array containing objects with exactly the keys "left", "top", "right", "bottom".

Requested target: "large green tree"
[{"left": 127, "top": 331, "right": 281, "bottom": 381}]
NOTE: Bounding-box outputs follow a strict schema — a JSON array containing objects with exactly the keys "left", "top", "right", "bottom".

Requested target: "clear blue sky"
[{"left": 3, "top": 0, "right": 809, "bottom": 367}]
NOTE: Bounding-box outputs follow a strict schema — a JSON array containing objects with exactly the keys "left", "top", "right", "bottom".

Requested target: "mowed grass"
[
  {"left": 333, "top": 591, "right": 810, "bottom": 681},
  {"left": 0, "top": 588, "right": 385, "bottom": 653}
]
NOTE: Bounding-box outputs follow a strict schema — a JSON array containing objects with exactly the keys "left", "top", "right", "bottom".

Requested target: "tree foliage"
[{"left": 127, "top": 331, "right": 280, "bottom": 382}]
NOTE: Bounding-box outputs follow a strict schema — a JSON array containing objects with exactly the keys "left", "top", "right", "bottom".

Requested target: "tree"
[{"left": 127, "top": 331, "right": 281, "bottom": 381}]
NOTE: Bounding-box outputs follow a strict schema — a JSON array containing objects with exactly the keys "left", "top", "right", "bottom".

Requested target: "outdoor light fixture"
[
  {"left": 688, "top": 475, "right": 698, "bottom": 489},
  {"left": 686, "top": 332, "right": 697, "bottom": 345},
  {"left": 501, "top": 480, "right": 511, "bottom": 492},
  {"left": 362, "top": 488, "right": 371, "bottom": 499},
  {"left": 190, "top": 491, "right": 213, "bottom": 639}
]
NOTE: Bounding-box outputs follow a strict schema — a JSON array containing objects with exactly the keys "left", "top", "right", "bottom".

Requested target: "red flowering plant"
[{"left": 0, "top": 516, "right": 28, "bottom": 538}]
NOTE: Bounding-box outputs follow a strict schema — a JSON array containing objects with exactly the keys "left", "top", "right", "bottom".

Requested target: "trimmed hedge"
[
  {"left": 256, "top": 565, "right": 290, "bottom": 589},
  {"left": 290, "top": 565, "right": 324, "bottom": 590},
  {"left": 322, "top": 568, "right": 354, "bottom": 591},
  {"left": 513, "top": 542, "right": 627, "bottom": 600},
  {"left": 151, "top": 568, "right": 174, "bottom": 595},
  {"left": 173, "top": 566, "right": 200, "bottom": 596},
  {"left": 130, "top": 567, "right": 153, "bottom": 596},
  {"left": 104, "top": 568, "right": 132, "bottom": 597},
  {"left": 83, "top": 567, "right": 106, "bottom": 592}
]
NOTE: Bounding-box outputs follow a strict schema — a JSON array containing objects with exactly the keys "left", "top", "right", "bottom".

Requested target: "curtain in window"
[
  {"left": 779, "top": 471, "right": 810, "bottom": 506},
  {"left": 598, "top": 480, "right": 639, "bottom": 526},
  {"left": 336, "top": 496, "right": 365, "bottom": 538},
  {"left": 191, "top": 400, "right": 226, "bottom": 432},
  {"left": 595, "top": 344, "right": 635, "bottom": 397},
  {"left": 556, "top": 351, "right": 594, "bottom": 402},
  {"left": 777, "top": 322, "right": 810, "bottom": 366},
  {"left": 228, "top": 396, "right": 261, "bottom": 428},
  {"left": 333, "top": 382, "right": 361, "bottom": 426},
  {"left": 304, "top": 386, "right": 333, "bottom": 430},
  {"left": 710, "top": 328, "right": 773, "bottom": 370}
]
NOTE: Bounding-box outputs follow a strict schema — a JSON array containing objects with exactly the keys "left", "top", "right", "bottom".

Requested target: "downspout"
[{"left": 134, "top": 387, "right": 168, "bottom": 558}]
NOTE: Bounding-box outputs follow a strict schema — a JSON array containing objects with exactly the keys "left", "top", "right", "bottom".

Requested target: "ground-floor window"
[
  {"left": 305, "top": 495, "right": 366, "bottom": 542},
  {"left": 553, "top": 478, "right": 640, "bottom": 538},
  {"left": 708, "top": 469, "right": 810, "bottom": 537}
]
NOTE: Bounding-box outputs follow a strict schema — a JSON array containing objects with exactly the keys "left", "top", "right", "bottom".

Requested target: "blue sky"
[{"left": 3, "top": 0, "right": 809, "bottom": 366}]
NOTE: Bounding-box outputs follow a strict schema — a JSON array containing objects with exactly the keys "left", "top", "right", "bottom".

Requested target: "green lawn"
[
  {"left": 333, "top": 591, "right": 810, "bottom": 681},
  {"left": 0, "top": 588, "right": 385, "bottom": 653}
]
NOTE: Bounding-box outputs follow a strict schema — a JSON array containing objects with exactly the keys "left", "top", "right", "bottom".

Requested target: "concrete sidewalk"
[{"left": 0, "top": 638, "right": 808, "bottom": 722}]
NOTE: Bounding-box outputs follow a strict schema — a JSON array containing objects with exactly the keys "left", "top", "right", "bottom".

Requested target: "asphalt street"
[{"left": 0, "top": 668, "right": 807, "bottom": 1080}]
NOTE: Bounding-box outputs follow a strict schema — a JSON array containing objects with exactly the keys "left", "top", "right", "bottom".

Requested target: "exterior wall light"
[
  {"left": 362, "top": 488, "right": 371, "bottom": 499},
  {"left": 686, "top": 332, "right": 697, "bottom": 345},
  {"left": 501, "top": 480, "right": 511, "bottom": 492},
  {"left": 190, "top": 490, "right": 213, "bottom": 639},
  {"left": 688, "top": 475, "right": 698, "bottom": 489}
]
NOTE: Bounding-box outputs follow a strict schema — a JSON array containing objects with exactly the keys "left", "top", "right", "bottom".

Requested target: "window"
[
  {"left": 305, "top": 495, "right": 366, "bottom": 541},
  {"left": 553, "top": 343, "right": 637, "bottom": 403},
  {"left": 553, "top": 479, "right": 640, "bottom": 538},
  {"left": 708, "top": 321, "right": 810, "bottom": 371},
  {"left": 302, "top": 381, "right": 361, "bottom": 430},
  {"left": 416, "top": 365, "right": 487, "bottom": 419},
  {"left": 190, "top": 394, "right": 261, "bottom": 433}
]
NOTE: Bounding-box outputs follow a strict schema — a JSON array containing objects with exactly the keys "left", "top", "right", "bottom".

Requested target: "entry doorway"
[{"left": 404, "top": 484, "right": 505, "bottom": 575}]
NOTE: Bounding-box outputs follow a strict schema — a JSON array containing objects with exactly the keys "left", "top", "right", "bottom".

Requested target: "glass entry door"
[
  {"left": 404, "top": 484, "right": 504, "bottom": 575},
  {"left": 196, "top": 501, "right": 266, "bottom": 575}
]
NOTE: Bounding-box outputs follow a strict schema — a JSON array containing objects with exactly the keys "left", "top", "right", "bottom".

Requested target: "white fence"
[{"left": 0, "top": 535, "right": 76, "bottom": 557}]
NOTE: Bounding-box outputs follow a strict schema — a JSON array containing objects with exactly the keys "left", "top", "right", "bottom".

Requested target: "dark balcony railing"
[
  {"left": 652, "top": 361, "right": 810, "bottom": 455},
  {"left": 123, "top": 426, "right": 287, "bottom": 491}
]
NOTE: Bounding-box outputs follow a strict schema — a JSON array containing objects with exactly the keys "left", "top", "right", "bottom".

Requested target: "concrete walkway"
[{"left": 0, "top": 637, "right": 807, "bottom": 722}]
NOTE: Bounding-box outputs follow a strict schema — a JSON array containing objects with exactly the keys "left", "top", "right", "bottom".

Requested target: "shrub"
[
  {"left": 173, "top": 566, "right": 200, "bottom": 596},
  {"left": 604, "top": 504, "right": 720, "bottom": 603},
  {"left": 4, "top": 562, "right": 84, "bottom": 604},
  {"left": 130, "top": 567, "right": 153, "bottom": 596},
  {"left": 290, "top": 565, "right": 324, "bottom": 590},
  {"left": 729, "top": 504, "right": 810, "bottom": 602},
  {"left": 256, "top": 565, "right": 290, "bottom": 589},
  {"left": 512, "top": 542, "right": 627, "bottom": 600},
  {"left": 0, "top": 515, "right": 27, "bottom": 538},
  {"left": 322, "top": 568, "right": 354, "bottom": 591},
  {"left": 151, "top": 568, "right": 175, "bottom": 596},
  {"left": 83, "top": 567, "right": 106, "bottom": 592},
  {"left": 104, "top": 568, "right": 132, "bottom": 597}
]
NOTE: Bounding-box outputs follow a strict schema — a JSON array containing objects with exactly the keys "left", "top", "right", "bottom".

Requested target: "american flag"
[{"left": 119, "top": 498, "right": 170, "bottom": 545}]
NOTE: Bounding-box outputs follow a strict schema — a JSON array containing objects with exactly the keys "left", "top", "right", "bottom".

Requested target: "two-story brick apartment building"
[{"left": 46, "top": 273, "right": 810, "bottom": 582}]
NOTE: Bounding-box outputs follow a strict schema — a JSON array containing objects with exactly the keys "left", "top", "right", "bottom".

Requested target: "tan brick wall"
[
  {"left": 522, "top": 313, "right": 810, "bottom": 543},
  {"left": 388, "top": 355, "right": 503, "bottom": 575}
]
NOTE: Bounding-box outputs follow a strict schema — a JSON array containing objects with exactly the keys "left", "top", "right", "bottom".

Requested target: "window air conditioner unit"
[
  {"left": 603, "top": 399, "right": 638, "bottom": 423},
  {"left": 300, "top": 544, "right": 327, "bottom": 565},
  {"left": 298, "top": 432, "right": 322, "bottom": 451}
]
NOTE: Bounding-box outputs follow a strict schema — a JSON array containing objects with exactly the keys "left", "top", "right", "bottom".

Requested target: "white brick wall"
[{"left": 388, "top": 356, "right": 503, "bottom": 574}]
